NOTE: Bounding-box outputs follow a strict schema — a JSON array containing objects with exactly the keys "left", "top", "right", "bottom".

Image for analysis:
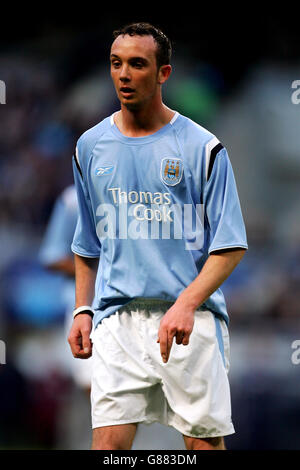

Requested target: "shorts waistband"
[{"left": 118, "top": 298, "right": 174, "bottom": 314}]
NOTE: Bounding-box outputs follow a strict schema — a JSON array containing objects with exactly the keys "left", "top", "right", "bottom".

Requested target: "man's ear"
[{"left": 157, "top": 64, "right": 172, "bottom": 85}]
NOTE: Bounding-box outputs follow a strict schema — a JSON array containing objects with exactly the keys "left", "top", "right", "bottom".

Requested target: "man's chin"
[{"left": 122, "top": 100, "right": 142, "bottom": 111}]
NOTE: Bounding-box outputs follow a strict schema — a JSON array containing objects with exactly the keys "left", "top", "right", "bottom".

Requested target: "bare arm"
[
  {"left": 74, "top": 253, "right": 99, "bottom": 307},
  {"left": 46, "top": 257, "right": 75, "bottom": 278},
  {"left": 68, "top": 254, "right": 99, "bottom": 359},
  {"left": 157, "top": 248, "right": 246, "bottom": 363}
]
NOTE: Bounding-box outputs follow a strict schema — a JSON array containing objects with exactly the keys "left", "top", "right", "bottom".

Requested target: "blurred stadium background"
[{"left": 0, "top": 9, "right": 300, "bottom": 449}]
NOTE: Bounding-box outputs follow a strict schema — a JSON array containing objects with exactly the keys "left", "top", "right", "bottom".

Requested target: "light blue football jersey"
[
  {"left": 40, "top": 185, "right": 78, "bottom": 266},
  {"left": 71, "top": 112, "right": 248, "bottom": 327},
  {"left": 39, "top": 185, "right": 78, "bottom": 311}
]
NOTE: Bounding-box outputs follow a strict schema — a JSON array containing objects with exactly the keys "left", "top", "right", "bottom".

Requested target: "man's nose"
[{"left": 120, "top": 65, "right": 131, "bottom": 81}]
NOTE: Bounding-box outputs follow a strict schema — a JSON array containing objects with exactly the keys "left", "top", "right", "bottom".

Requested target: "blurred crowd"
[{"left": 0, "top": 37, "right": 300, "bottom": 449}]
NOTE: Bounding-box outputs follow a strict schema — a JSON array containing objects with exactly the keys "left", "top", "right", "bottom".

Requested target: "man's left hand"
[{"left": 157, "top": 302, "right": 195, "bottom": 363}]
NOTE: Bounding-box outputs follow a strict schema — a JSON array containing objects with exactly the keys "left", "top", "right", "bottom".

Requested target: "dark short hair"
[{"left": 112, "top": 22, "right": 172, "bottom": 68}]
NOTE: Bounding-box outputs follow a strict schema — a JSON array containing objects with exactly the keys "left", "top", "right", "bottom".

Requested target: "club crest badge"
[{"left": 160, "top": 158, "right": 183, "bottom": 186}]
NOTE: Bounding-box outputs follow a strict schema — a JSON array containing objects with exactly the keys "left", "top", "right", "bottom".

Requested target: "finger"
[
  {"left": 74, "top": 334, "right": 86, "bottom": 357},
  {"left": 70, "top": 333, "right": 92, "bottom": 359},
  {"left": 182, "top": 332, "right": 191, "bottom": 346},
  {"left": 159, "top": 329, "right": 168, "bottom": 363},
  {"left": 78, "top": 349, "right": 92, "bottom": 359},
  {"left": 166, "top": 331, "right": 175, "bottom": 362},
  {"left": 68, "top": 335, "right": 81, "bottom": 357},
  {"left": 175, "top": 331, "right": 184, "bottom": 345},
  {"left": 82, "top": 332, "right": 92, "bottom": 355},
  {"left": 75, "top": 333, "right": 92, "bottom": 359}
]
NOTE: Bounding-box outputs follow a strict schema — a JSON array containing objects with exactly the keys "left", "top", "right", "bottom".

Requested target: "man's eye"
[
  {"left": 132, "top": 62, "right": 144, "bottom": 68},
  {"left": 112, "top": 62, "right": 121, "bottom": 68}
]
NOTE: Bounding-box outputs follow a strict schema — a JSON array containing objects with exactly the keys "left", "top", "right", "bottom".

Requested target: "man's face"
[{"left": 110, "top": 34, "right": 161, "bottom": 110}]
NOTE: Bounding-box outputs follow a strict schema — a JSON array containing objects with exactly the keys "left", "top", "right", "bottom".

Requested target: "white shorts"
[{"left": 90, "top": 300, "right": 235, "bottom": 438}]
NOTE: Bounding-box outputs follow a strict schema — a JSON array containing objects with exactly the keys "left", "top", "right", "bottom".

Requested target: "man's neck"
[{"left": 114, "top": 103, "right": 175, "bottom": 137}]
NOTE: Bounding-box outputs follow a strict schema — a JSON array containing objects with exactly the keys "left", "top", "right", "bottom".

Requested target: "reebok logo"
[{"left": 95, "top": 165, "right": 114, "bottom": 176}]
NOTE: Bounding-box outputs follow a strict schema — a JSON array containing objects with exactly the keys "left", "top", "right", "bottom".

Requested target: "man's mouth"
[{"left": 120, "top": 87, "right": 135, "bottom": 96}]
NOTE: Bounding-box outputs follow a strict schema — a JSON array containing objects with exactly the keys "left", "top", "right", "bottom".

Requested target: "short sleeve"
[
  {"left": 71, "top": 149, "right": 101, "bottom": 258},
  {"left": 203, "top": 146, "right": 248, "bottom": 254}
]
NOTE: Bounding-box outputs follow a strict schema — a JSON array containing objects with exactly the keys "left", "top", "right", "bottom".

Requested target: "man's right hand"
[{"left": 68, "top": 314, "right": 93, "bottom": 359}]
